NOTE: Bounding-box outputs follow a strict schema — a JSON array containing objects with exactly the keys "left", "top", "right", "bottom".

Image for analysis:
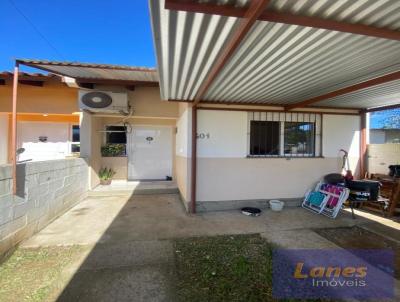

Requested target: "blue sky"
[
  {"left": 370, "top": 109, "right": 400, "bottom": 129},
  {"left": 0, "top": 0, "right": 156, "bottom": 71}
]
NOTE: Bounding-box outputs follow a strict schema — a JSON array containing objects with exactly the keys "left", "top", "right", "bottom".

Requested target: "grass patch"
[
  {"left": 0, "top": 246, "right": 82, "bottom": 302},
  {"left": 174, "top": 234, "right": 274, "bottom": 302}
]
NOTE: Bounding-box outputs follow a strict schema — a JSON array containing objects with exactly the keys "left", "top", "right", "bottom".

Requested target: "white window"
[
  {"left": 248, "top": 112, "right": 322, "bottom": 157},
  {"left": 71, "top": 125, "right": 80, "bottom": 153}
]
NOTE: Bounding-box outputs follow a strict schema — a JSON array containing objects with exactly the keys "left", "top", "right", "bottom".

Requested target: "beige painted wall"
[
  {"left": 0, "top": 82, "right": 78, "bottom": 114},
  {"left": 128, "top": 86, "right": 178, "bottom": 118},
  {"left": 101, "top": 157, "right": 128, "bottom": 179},
  {"left": 80, "top": 113, "right": 103, "bottom": 189},
  {"left": 87, "top": 115, "right": 177, "bottom": 185},
  {"left": 0, "top": 113, "right": 8, "bottom": 164},
  {"left": 197, "top": 157, "right": 342, "bottom": 201},
  {"left": 77, "top": 86, "right": 179, "bottom": 188},
  {"left": 175, "top": 155, "right": 191, "bottom": 203}
]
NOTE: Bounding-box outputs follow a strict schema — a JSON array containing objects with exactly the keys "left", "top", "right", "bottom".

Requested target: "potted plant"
[
  {"left": 99, "top": 167, "right": 116, "bottom": 185},
  {"left": 101, "top": 144, "right": 126, "bottom": 157}
]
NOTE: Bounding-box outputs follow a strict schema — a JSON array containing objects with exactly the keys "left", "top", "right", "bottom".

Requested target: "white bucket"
[{"left": 269, "top": 199, "right": 284, "bottom": 212}]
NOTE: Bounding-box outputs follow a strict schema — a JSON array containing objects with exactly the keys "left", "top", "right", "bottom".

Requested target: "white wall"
[
  {"left": 176, "top": 108, "right": 191, "bottom": 157},
  {"left": 368, "top": 144, "right": 400, "bottom": 174},
  {"left": 175, "top": 105, "right": 192, "bottom": 205},
  {"left": 370, "top": 130, "right": 386, "bottom": 144},
  {"left": 0, "top": 114, "right": 8, "bottom": 164},
  {"left": 323, "top": 115, "right": 360, "bottom": 174},
  {"left": 197, "top": 110, "right": 247, "bottom": 157},
  {"left": 17, "top": 122, "right": 71, "bottom": 162}
]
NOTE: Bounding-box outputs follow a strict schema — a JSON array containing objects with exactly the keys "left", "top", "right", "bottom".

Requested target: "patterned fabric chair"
[{"left": 302, "top": 182, "right": 350, "bottom": 219}]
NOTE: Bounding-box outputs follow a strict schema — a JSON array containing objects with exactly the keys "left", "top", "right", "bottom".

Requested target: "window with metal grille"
[
  {"left": 284, "top": 122, "right": 315, "bottom": 156},
  {"left": 248, "top": 112, "right": 321, "bottom": 157},
  {"left": 250, "top": 121, "right": 280, "bottom": 156}
]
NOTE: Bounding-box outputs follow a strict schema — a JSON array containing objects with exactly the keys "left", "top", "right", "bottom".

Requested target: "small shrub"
[
  {"left": 99, "top": 167, "right": 116, "bottom": 181},
  {"left": 101, "top": 144, "right": 126, "bottom": 157}
]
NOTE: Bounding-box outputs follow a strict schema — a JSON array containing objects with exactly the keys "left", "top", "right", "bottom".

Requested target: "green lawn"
[
  {"left": 174, "top": 234, "right": 274, "bottom": 302},
  {"left": 0, "top": 246, "right": 82, "bottom": 302}
]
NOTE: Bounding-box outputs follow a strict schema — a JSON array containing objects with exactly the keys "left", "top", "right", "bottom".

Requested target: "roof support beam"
[
  {"left": 191, "top": 0, "right": 271, "bottom": 106},
  {"left": 285, "top": 71, "right": 400, "bottom": 110},
  {"left": 19, "top": 80, "right": 44, "bottom": 87},
  {"left": 74, "top": 77, "right": 159, "bottom": 87},
  {"left": 364, "top": 103, "right": 400, "bottom": 113},
  {"left": 77, "top": 82, "right": 95, "bottom": 89},
  {"left": 165, "top": 0, "right": 400, "bottom": 41}
]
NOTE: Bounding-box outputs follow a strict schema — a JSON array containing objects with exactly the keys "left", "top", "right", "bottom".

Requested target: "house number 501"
[{"left": 197, "top": 133, "right": 210, "bottom": 139}]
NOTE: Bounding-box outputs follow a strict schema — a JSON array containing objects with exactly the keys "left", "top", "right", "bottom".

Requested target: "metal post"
[
  {"left": 190, "top": 105, "right": 197, "bottom": 214},
  {"left": 360, "top": 111, "right": 367, "bottom": 179},
  {"left": 11, "top": 62, "right": 19, "bottom": 195}
]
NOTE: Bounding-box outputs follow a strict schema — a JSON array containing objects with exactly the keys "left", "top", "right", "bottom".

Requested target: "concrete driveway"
[{"left": 19, "top": 193, "right": 400, "bottom": 301}]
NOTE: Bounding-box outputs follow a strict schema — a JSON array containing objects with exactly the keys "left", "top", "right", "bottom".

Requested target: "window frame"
[
  {"left": 247, "top": 112, "right": 322, "bottom": 158},
  {"left": 102, "top": 124, "right": 128, "bottom": 157},
  {"left": 70, "top": 124, "right": 80, "bottom": 154},
  {"left": 105, "top": 125, "right": 127, "bottom": 145}
]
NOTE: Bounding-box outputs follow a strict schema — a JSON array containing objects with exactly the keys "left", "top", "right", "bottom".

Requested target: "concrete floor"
[
  {"left": 20, "top": 193, "right": 400, "bottom": 301},
  {"left": 89, "top": 180, "right": 179, "bottom": 196}
]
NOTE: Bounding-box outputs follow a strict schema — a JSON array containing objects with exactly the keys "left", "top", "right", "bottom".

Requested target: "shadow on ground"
[{"left": 15, "top": 191, "right": 400, "bottom": 302}]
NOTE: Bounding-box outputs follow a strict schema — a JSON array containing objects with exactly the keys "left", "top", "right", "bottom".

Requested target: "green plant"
[
  {"left": 99, "top": 167, "right": 116, "bottom": 181},
  {"left": 101, "top": 144, "right": 126, "bottom": 157}
]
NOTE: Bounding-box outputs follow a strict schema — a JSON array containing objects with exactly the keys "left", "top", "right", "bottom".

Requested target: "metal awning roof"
[
  {"left": 149, "top": 0, "right": 400, "bottom": 110},
  {"left": 17, "top": 59, "right": 159, "bottom": 84}
]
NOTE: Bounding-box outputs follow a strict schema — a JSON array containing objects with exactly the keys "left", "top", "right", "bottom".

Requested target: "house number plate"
[{"left": 196, "top": 133, "right": 210, "bottom": 139}]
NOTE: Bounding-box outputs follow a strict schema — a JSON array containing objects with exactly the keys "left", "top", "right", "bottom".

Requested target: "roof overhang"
[
  {"left": 15, "top": 59, "right": 160, "bottom": 88},
  {"left": 0, "top": 71, "right": 62, "bottom": 86},
  {"left": 149, "top": 0, "right": 400, "bottom": 112}
]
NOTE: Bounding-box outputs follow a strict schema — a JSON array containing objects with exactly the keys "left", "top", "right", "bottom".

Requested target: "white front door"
[{"left": 127, "top": 125, "right": 173, "bottom": 180}]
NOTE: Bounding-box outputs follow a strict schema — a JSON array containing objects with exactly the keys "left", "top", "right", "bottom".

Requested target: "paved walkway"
[{"left": 20, "top": 193, "right": 400, "bottom": 301}]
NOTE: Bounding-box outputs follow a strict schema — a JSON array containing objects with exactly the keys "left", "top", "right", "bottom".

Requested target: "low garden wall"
[
  {"left": 0, "top": 158, "right": 88, "bottom": 257},
  {"left": 368, "top": 144, "right": 400, "bottom": 174}
]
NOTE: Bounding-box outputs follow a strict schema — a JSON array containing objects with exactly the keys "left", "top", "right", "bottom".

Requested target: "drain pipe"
[
  {"left": 11, "top": 62, "right": 19, "bottom": 195},
  {"left": 190, "top": 105, "right": 197, "bottom": 214}
]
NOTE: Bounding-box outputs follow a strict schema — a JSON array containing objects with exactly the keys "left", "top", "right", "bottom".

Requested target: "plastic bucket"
[{"left": 269, "top": 199, "right": 284, "bottom": 212}]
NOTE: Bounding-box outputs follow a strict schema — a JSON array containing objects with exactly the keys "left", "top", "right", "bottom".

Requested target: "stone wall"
[{"left": 0, "top": 158, "right": 88, "bottom": 257}]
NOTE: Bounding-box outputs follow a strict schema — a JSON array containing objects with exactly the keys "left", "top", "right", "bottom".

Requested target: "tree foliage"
[{"left": 371, "top": 109, "right": 400, "bottom": 129}]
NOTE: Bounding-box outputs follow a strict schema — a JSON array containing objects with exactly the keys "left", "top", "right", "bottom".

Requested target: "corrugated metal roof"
[
  {"left": 0, "top": 71, "right": 60, "bottom": 79},
  {"left": 267, "top": 0, "right": 400, "bottom": 30},
  {"left": 150, "top": 0, "right": 400, "bottom": 109},
  {"left": 17, "top": 59, "right": 159, "bottom": 83},
  {"left": 314, "top": 79, "right": 400, "bottom": 109}
]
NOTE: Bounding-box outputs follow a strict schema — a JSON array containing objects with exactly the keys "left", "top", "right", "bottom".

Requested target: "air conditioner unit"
[{"left": 78, "top": 90, "right": 128, "bottom": 113}]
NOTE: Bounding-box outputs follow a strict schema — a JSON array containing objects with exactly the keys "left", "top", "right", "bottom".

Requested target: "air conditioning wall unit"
[{"left": 78, "top": 90, "right": 129, "bottom": 113}]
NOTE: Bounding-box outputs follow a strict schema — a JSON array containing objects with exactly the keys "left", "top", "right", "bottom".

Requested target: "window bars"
[{"left": 248, "top": 111, "right": 322, "bottom": 158}]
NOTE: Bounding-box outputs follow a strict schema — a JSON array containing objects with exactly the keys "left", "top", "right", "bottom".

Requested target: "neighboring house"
[
  {"left": 370, "top": 128, "right": 400, "bottom": 144},
  {"left": 6, "top": 60, "right": 178, "bottom": 190},
  {"left": 0, "top": 72, "right": 80, "bottom": 164}
]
